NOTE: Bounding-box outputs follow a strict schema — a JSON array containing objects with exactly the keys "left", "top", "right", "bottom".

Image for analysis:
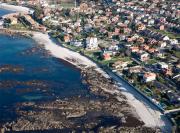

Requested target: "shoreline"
[
  {"left": 0, "top": 31, "right": 146, "bottom": 132},
  {"left": 33, "top": 32, "right": 109, "bottom": 77},
  {"left": 0, "top": 22, "right": 172, "bottom": 133},
  {"left": 32, "top": 32, "right": 172, "bottom": 132},
  {"left": 0, "top": 5, "right": 173, "bottom": 132},
  {"left": 0, "top": 3, "right": 30, "bottom": 13}
]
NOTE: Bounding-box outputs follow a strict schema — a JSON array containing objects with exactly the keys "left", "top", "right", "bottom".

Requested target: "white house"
[
  {"left": 158, "top": 41, "right": 167, "bottom": 48},
  {"left": 163, "top": 36, "right": 170, "bottom": 41},
  {"left": 86, "top": 37, "right": 98, "bottom": 49},
  {"left": 170, "top": 39, "right": 178, "bottom": 45},
  {"left": 157, "top": 62, "right": 168, "bottom": 69},
  {"left": 143, "top": 72, "right": 156, "bottom": 82},
  {"left": 148, "top": 19, "right": 155, "bottom": 26},
  {"left": 138, "top": 51, "right": 149, "bottom": 61},
  {"left": 108, "top": 44, "right": 119, "bottom": 51}
]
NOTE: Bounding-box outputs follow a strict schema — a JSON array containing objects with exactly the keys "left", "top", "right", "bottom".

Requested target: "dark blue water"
[
  {"left": 0, "top": 9, "right": 89, "bottom": 123},
  {"left": 0, "top": 34, "right": 89, "bottom": 103},
  {"left": 0, "top": 8, "right": 14, "bottom": 16}
]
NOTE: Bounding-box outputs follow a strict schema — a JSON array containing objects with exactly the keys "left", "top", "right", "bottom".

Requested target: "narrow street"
[{"left": 104, "top": 67, "right": 172, "bottom": 133}]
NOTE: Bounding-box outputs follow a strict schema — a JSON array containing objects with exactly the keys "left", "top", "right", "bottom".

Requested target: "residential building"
[
  {"left": 112, "top": 61, "right": 130, "bottom": 70},
  {"left": 143, "top": 72, "right": 156, "bottom": 82},
  {"left": 157, "top": 62, "right": 169, "bottom": 69},
  {"left": 103, "top": 52, "right": 111, "bottom": 60},
  {"left": 138, "top": 51, "right": 149, "bottom": 61},
  {"left": 86, "top": 37, "right": 98, "bottom": 49}
]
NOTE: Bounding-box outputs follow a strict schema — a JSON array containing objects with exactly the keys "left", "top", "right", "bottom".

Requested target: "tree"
[{"left": 33, "top": 6, "right": 43, "bottom": 23}]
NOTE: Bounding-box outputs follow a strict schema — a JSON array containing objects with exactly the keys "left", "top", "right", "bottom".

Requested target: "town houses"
[
  {"left": 2, "top": 12, "right": 46, "bottom": 32},
  {"left": 2, "top": 0, "right": 180, "bottom": 128}
]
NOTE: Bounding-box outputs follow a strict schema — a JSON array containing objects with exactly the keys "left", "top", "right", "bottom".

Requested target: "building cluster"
[
  {"left": 49, "top": 0, "right": 180, "bottom": 110},
  {"left": 1, "top": 12, "right": 46, "bottom": 31},
  {"left": 3, "top": 0, "right": 180, "bottom": 110}
]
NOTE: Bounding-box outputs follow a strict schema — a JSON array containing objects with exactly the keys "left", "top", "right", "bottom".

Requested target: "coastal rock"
[{"left": 0, "top": 65, "right": 24, "bottom": 73}]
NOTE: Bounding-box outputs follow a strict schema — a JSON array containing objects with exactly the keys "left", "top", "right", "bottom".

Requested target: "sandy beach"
[
  {"left": 32, "top": 32, "right": 109, "bottom": 77},
  {"left": 0, "top": 3, "right": 172, "bottom": 132},
  {"left": 32, "top": 32, "right": 172, "bottom": 132}
]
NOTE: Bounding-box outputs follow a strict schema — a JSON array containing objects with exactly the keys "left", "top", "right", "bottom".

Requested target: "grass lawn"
[
  {"left": 158, "top": 30, "right": 180, "bottom": 39},
  {"left": 9, "top": 23, "right": 29, "bottom": 30},
  {"left": 147, "top": 59, "right": 157, "bottom": 64},
  {"left": 100, "top": 56, "right": 131, "bottom": 65},
  {"left": 84, "top": 49, "right": 132, "bottom": 66},
  {"left": 59, "top": 2, "right": 75, "bottom": 8},
  {"left": 173, "top": 51, "right": 180, "bottom": 58}
]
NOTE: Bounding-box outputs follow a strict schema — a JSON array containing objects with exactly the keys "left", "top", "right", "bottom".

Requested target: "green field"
[
  {"left": 9, "top": 23, "right": 29, "bottom": 30},
  {"left": 60, "top": 2, "right": 75, "bottom": 8}
]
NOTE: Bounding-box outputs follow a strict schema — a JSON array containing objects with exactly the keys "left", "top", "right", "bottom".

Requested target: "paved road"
[
  {"left": 104, "top": 67, "right": 172, "bottom": 133},
  {"left": 0, "top": 25, "right": 173, "bottom": 133}
]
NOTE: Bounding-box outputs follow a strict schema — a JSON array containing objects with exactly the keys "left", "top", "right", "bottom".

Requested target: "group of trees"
[{"left": 33, "top": 6, "right": 44, "bottom": 23}]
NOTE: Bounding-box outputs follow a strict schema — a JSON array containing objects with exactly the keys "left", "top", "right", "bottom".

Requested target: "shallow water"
[
  {"left": 0, "top": 9, "right": 91, "bottom": 123},
  {"left": 0, "top": 34, "right": 89, "bottom": 103}
]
